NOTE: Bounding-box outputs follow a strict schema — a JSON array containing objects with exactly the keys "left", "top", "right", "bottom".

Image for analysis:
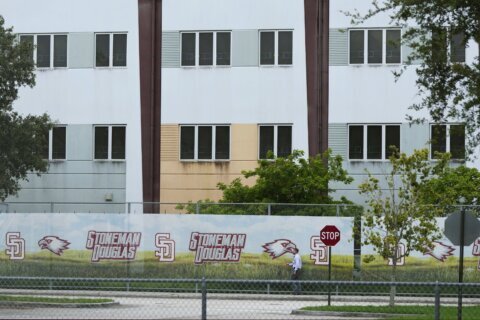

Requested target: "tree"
[
  {"left": 418, "top": 162, "right": 480, "bottom": 208},
  {"left": 0, "top": 16, "right": 53, "bottom": 201},
  {"left": 347, "top": 1, "right": 480, "bottom": 157},
  {"left": 359, "top": 149, "right": 444, "bottom": 306},
  {"left": 178, "top": 149, "right": 354, "bottom": 215}
]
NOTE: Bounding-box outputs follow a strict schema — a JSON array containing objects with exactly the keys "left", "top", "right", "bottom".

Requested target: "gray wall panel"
[
  {"left": 21, "top": 173, "right": 126, "bottom": 189},
  {"left": 67, "top": 125, "right": 93, "bottom": 161},
  {"left": 232, "top": 30, "right": 259, "bottom": 67},
  {"left": 329, "top": 29, "right": 348, "bottom": 66},
  {"left": 41, "top": 161, "right": 126, "bottom": 174},
  {"left": 402, "top": 28, "right": 423, "bottom": 65},
  {"left": 68, "top": 33, "right": 94, "bottom": 69},
  {"left": 162, "top": 31, "right": 180, "bottom": 68},
  {"left": 329, "top": 123, "right": 348, "bottom": 159},
  {"left": 401, "top": 123, "right": 430, "bottom": 154}
]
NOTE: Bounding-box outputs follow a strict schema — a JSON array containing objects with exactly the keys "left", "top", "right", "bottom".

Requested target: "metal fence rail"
[{"left": 0, "top": 276, "right": 479, "bottom": 319}]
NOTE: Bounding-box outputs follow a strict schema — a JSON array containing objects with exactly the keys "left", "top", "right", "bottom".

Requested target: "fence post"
[
  {"left": 50, "top": 202, "right": 54, "bottom": 213},
  {"left": 336, "top": 205, "right": 340, "bottom": 217},
  {"left": 267, "top": 203, "right": 271, "bottom": 216},
  {"left": 434, "top": 281, "right": 440, "bottom": 320},
  {"left": 127, "top": 202, "right": 131, "bottom": 214},
  {"left": 196, "top": 202, "right": 200, "bottom": 215},
  {"left": 201, "top": 277, "right": 207, "bottom": 320}
]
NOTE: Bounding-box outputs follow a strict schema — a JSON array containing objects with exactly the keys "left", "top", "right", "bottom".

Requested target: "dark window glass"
[
  {"left": 96, "top": 34, "right": 110, "bottom": 67},
  {"left": 349, "top": 126, "right": 363, "bottom": 159},
  {"left": 386, "top": 30, "right": 401, "bottom": 64},
  {"left": 180, "top": 126, "right": 195, "bottom": 159},
  {"left": 52, "top": 127, "right": 66, "bottom": 160},
  {"left": 216, "top": 32, "right": 231, "bottom": 66},
  {"left": 215, "top": 126, "right": 230, "bottom": 159},
  {"left": 113, "top": 34, "right": 127, "bottom": 67},
  {"left": 278, "top": 31, "right": 293, "bottom": 65},
  {"left": 37, "top": 35, "right": 51, "bottom": 68},
  {"left": 431, "top": 125, "right": 446, "bottom": 158},
  {"left": 451, "top": 31, "right": 466, "bottom": 63},
  {"left": 385, "top": 125, "right": 400, "bottom": 158},
  {"left": 368, "top": 30, "right": 382, "bottom": 64},
  {"left": 199, "top": 33, "right": 213, "bottom": 66},
  {"left": 94, "top": 127, "right": 109, "bottom": 159},
  {"left": 367, "top": 126, "right": 382, "bottom": 159},
  {"left": 260, "top": 32, "right": 275, "bottom": 65},
  {"left": 112, "top": 127, "right": 126, "bottom": 159},
  {"left": 20, "top": 35, "right": 34, "bottom": 62},
  {"left": 198, "top": 126, "right": 212, "bottom": 159},
  {"left": 432, "top": 28, "right": 447, "bottom": 63},
  {"left": 181, "top": 33, "right": 196, "bottom": 66},
  {"left": 53, "top": 35, "right": 67, "bottom": 67},
  {"left": 350, "top": 30, "right": 364, "bottom": 64},
  {"left": 259, "top": 126, "right": 274, "bottom": 159},
  {"left": 41, "top": 129, "right": 49, "bottom": 159},
  {"left": 450, "top": 125, "right": 465, "bottom": 159},
  {"left": 277, "top": 126, "right": 292, "bottom": 157}
]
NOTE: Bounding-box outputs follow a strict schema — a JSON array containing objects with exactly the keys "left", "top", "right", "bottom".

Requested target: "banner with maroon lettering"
[{"left": 0, "top": 213, "right": 479, "bottom": 282}]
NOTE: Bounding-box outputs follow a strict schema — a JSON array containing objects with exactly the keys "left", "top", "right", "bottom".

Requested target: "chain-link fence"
[{"left": 0, "top": 277, "right": 479, "bottom": 319}]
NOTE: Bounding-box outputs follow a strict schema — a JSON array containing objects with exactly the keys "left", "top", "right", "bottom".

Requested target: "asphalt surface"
[{"left": 0, "top": 289, "right": 475, "bottom": 319}]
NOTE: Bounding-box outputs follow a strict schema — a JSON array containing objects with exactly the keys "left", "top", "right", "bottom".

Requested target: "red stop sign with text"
[{"left": 320, "top": 225, "right": 341, "bottom": 246}]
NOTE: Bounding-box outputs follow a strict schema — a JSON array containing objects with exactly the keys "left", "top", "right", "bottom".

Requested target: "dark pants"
[{"left": 291, "top": 269, "right": 301, "bottom": 294}]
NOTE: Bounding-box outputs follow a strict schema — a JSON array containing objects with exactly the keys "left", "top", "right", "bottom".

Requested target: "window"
[
  {"left": 42, "top": 126, "right": 66, "bottom": 160},
  {"left": 349, "top": 29, "right": 401, "bottom": 65},
  {"left": 95, "top": 33, "right": 127, "bottom": 67},
  {"left": 259, "top": 125, "right": 292, "bottom": 159},
  {"left": 94, "top": 126, "right": 126, "bottom": 160},
  {"left": 181, "top": 32, "right": 231, "bottom": 67},
  {"left": 348, "top": 124, "right": 400, "bottom": 160},
  {"left": 19, "top": 34, "right": 67, "bottom": 68},
  {"left": 180, "top": 125, "right": 230, "bottom": 160},
  {"left": 260, "top": 30, "right": 293, "bottom": 66},
  {"left": 432, "top": 28, "right": 466, "bottom": 63},
  {"left": 431, "top": 124, "right": 465, "bottom": 160}
]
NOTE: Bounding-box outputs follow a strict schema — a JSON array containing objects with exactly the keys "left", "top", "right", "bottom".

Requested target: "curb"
[
  {"left": 292, "top": 310, "right": 417, "bottom": 318},
  {"left": 0, "top": 301, "right": 120, "bottom": 308}
]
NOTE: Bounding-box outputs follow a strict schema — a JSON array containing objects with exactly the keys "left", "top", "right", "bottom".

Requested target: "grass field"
[
  {"left": 0, "top": 250, "right": 478, "bottom": 283},
  {"left": 302, "top": 305, "right": 480, "bottom": 320}
]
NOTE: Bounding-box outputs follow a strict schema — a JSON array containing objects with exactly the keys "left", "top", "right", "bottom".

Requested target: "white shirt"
[{"left": 290, "top": 253, "right": 302, "bottom": 271}]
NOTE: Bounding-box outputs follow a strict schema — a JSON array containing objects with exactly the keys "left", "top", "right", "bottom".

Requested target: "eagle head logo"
[
  {"left": 38, "top": 236, "right": 70, "bottom": 256},
  {"left": 262, "top": 239, "right": 297, "bottom": 259},
  {"left": 424, "top": 241, "right": 455, "bottom": 262}
]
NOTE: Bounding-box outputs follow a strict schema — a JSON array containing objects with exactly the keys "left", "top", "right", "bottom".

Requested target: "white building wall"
[
  {"left": 1, "top": 0, "right": 143, "bottom": 205},
  {"left": 161, "top": 0, "right": 309, "bottom": 154}
]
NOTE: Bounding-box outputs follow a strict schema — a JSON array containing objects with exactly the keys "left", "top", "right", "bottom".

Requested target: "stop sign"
[{"left": 320, "top": 225, "right": 341, "bottom": 246}]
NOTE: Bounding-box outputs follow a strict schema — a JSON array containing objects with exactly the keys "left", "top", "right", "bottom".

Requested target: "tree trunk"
[{"left": 389, "top": 258, "right": 397, "bottom": 307}]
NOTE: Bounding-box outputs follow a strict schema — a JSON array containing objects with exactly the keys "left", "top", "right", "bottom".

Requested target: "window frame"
[
  {"left": 94, "top": 33, "right": 128, "bottom": 68},
  {"left": 259, "top": 30, "right": 293, "bottom": 67},
  {"left": 43, "top": 126, "right": 67, "bottom": 161},
  {"left": 179, "top": 125, "right": 231, "bottom": 161},
  {"left": 258, "top": 124, "right": 293, "bottom": 159},
  {"left": 180, "top": 31, "right": 232, "bottom": 68},
  {"left": 430, "top": 123, "right": 465, "bottom": 160},
  {"left": 19, "top": 34, "right": 68, "bottom": 69},
  {"left": 348, "top": 124, "right": 401, "bottom": 161},
  {"left": 93, "top": 125, "right": 127, "bottom": 161},
  {"left": 348, "top": 28, "right": 402, "bottom": 65}
]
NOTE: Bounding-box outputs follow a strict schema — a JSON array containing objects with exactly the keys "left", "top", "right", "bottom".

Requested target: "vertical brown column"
[
  {"left": 138, "top": 0, "right": 162, "bottom": 213},
  {"left": 304, "top": 0, "right": 329, "bottom": 156}
]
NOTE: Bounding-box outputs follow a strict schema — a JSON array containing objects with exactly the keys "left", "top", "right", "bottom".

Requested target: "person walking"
[{"left": 288, "top": 248, "right": 302, "bottom": 294}]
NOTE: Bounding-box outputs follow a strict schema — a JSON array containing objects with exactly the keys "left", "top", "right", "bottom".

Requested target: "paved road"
[
  {"left": 0, "top": 289, "right": 472, "bottom": 320},
  {"left": 0, "top": 295, "right": 378, "bottom": 320}
]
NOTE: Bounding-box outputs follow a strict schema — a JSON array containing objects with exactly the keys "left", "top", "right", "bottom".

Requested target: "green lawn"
[
  {"left": 302, "top": 305, "right": 480, "bottom": 320},
  {"left": 0, "top": 295, "right": 113, "bottom": 304}
]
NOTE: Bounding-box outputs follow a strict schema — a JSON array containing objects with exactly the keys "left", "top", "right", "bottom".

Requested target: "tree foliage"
[
  {"left": 178, "top": 150, "right": 354, "bottom": 214},
  {"left": 347, "top": 0, "right": 480, "bottom": 157},
  {"left": 0, "top": 16, "right": 53, "bottom": 201},
  {"left": 359, "top": 149, "right": 446, "bottom": 305},
  {"left": 359, "top": 149, "right": 445, "bottom": 267},
  {"left": 218, "top": 149, "right": 353, "bottom": 204},
  {"left": 418, "top": 162, "right": 480, "bottom": 208}
]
